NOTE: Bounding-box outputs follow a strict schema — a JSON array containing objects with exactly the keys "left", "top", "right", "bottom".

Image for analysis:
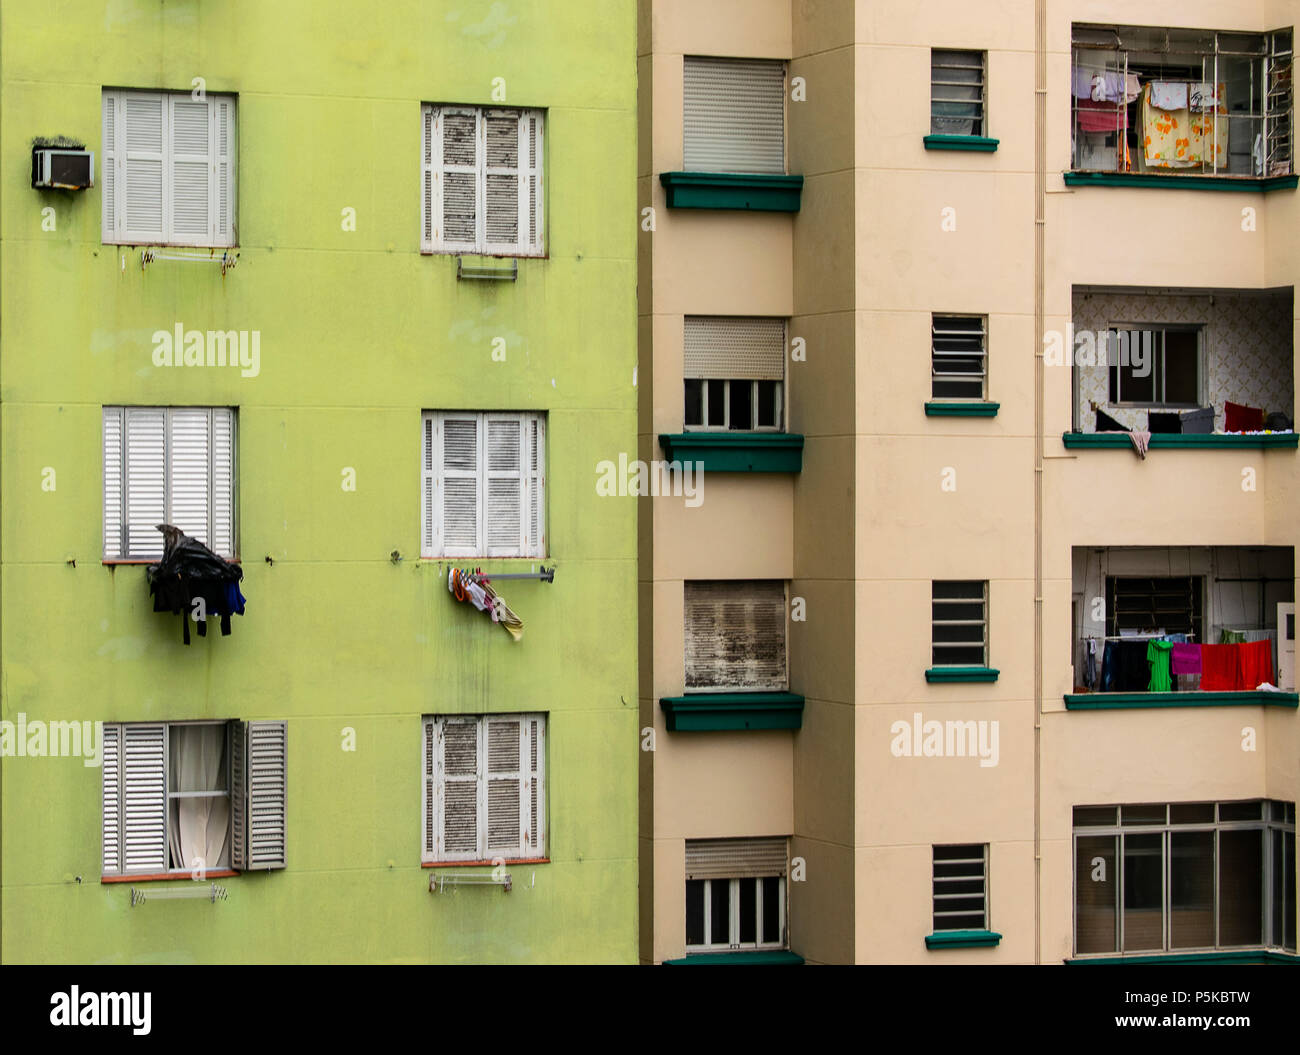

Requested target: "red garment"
[
  {"left": 1076, "top": 98, "right": 1129, "bottom": 133},
  {"left": 1224, "top": 401, "right": 1265, "bottom": 432},
  {"left": 1238, "top": 639, "right": 1273, "bottom": 689},
  {"left": 1199, "top": 643, "right": 1241, "bottom": 690}
]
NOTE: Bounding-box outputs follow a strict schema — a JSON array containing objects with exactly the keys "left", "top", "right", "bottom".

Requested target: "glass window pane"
[
  {"left": 1218, "top": 829, "right": 1263, "bottom": 946},
  {"left": 1074, "top": 806, "right": 1118, "bottom": 827},
  {"left": 1170, "top": 804, "right": 1215, "bottom": 824},
  {"left": 1121, "top": 804, "right": 1166, "bottom": 826},
  {"left": 1163, "top": 330, "right": 1198, "bottom": 404},
  {"left": 1076, "top": 835, "right": 1118, "bottom": 954},
  {"left": 1170, "top": 831, "right": 1214, "bottom": 949},
  {"left": 762, "top": 876, "right": 781, "bottom": 944},
  {"left": 685, "top": 879, "right": 704, "bottom": 946},
  {"left": 684, "top": 379, "right": 703, "bottom": 426},
  {"left": 1122, "top": 832, "right": 1164, "bottom": 951},
  {"left": 729, "top": 380, "right": 753, "bottom": 430},
  {"left": 738, "top": 878, "right": 757, "bottom": 943},
  {"left": 707, "top": 379, "right": 725, "bottom": 427},
  {"left": 1219, "top": 801, "right": 1263, "bottom": 821},
  {"left": 1285, "top": 831, "right": 1296, "bottom": 952},
  {"left": 757, "top": 380, "right": 778, "bottom": 427},
  {"left": 710, "top": 878, "right": 730, "bottom": 945}
]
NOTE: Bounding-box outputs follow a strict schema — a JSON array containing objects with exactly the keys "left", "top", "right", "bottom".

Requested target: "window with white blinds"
[
  {"left": 933, "top": 843, "right": 989, "bottom": 931},
  {"left": 684, "top": 581, "right": 787, "bottom": 691},
  {"left": 932, "top": 580, "right": 988, "bottom": 667},
  {"left": 931, "top": 50, "right": 986, "bottom": 137},
  {"left": 422, "top": 105, "right": 544, "bottom": 255},
  {"left": 101, "top": 90, "right": 236, "bottom": 247},
  {"left": 101, "top": 719, "right": 286, "bottom": 876},
  {"left": 683, "top": 56, "right": 786, "bottom": 174},
  {"left": 684, "top": 316, "right": 785, "bottom": 431},
  {"left": 423, "top": 714, "right": 546, "bottom": 863},
  {"left": 103, "top": 406, "right": 236, "bottom": 560},
  {"left": 685, "top": 837, "right": 788, "bottom": 952},
  {"left": 931, "top": 315, "right": 988, "bottom": 400},
  {"left": 422, "top": 411, "right": 545, "bottom": 558}
]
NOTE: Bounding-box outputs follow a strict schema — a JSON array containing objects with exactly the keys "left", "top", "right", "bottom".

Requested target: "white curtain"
[{"left": 168, "top": 725, "right": 231, "bottom": 871}]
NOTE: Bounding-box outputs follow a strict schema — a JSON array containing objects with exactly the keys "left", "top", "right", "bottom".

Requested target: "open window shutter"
[
  {"left": 485, "top": 415, "right": 524, "bottom": 556},
  {"left": 436, "top": 108, "right": 479, "bottom": 249},
  {"left": 486, "top": 717, "right": 523, "bottom": 855},
  {"left": 168, "top": 407, "right": 212, "bottom": 546},
  {"left": 212, "top": 97, "right": 234, "bottom": 244},
  {"left": 684, "top": 581, "right": 787, "bottom": 689},
  {"left": 101, "top": 723, "right": 122, "bottom": 874},
  {"left": 438, "top": 719, "right": 480, "bottom": 860},
  {"left": 122, "top": 93, "right": 166, "bottom": 243},
  {"left": 686, "top": 837, "right": 788, "bottom": 880},
  {"left": 122, "top": 724, "right": 167, "bottom": 873},
  {"left": 522, "top": 112, "right": 543, "bottom": 252},
  {"left": 244, "top": 720, "right": 287, "bottom": 870},
  {"left": 483, "top": 110, "right": 521, "bottom": 252},
  {"left": 526, "top": 416, "right": 545, "bottom": 556},
  {"left": 124, "top": 407, "right": 166, "bottom": 559},
  {"left": 210, "top": 408, "right": 235, "bottom": 557},
  {"left": 421, "top": 413, "right": 436, "bottom": 556},
  {"left": 102, "top": 93, "right": 117, "bottom": 240},
  {"left": 684, "top": 316, "right": 786, "bottom": 380},
  {"left": 169, "top": 95, "right": 210, "bottom": 243},
  {"left": 421, "top": 105, "right": 435, "bottom": 251},
  {"left": 103, "top": 407, "right": 125, "bottom": 559},
  {"left": 422, "top": 719, "right": 437, "bottom": 860},
  {"left": 525, "top": 716, "right": 545, "bottom": 853},
  {"left": 437, "top": 414, "right": 481, "bottom": 556},
  {"left": 229, "top": 719, "right": 247, "bottom": 870},
  {"left": 683, "top": 57, "right": 786, "bottom": 174}
]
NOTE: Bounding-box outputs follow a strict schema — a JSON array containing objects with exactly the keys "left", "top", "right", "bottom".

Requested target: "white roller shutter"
[
  {"left": 683, "top": 57, "right": 786, "bottom": 174},
  {"left": 122, "top": 723, "right": 167, "bottom": 873},
  {"left": 101, "top": 724, "right": 123, "bottom": 874},
  {"left": 686, "top": 837, "right": 788, "bottom": 880},
  {"left": 685, "top": 581, "right": 788, "bottom": 690},
  {"left": 684, "top": 317, "right": 786, "bottom": 380}
]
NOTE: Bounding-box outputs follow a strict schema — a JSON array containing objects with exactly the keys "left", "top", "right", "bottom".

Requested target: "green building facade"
[{"left": 0, "top": 0, "right": 638, "bottom": 963}]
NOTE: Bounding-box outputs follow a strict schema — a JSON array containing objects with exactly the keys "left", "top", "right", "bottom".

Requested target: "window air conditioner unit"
[{"left": 31, "top": 148, "right": 94, "bottom": 189}]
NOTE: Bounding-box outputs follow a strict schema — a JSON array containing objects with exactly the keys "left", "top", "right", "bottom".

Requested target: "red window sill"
[
  {"left": 102, "top": 558, "right": 241, "bottom": 566},
  {"left": 421, "top": 858, "right": 549, "bottom": 868},
  {"left": 102, "top": 870, "right": 239, "bottom": 884}
]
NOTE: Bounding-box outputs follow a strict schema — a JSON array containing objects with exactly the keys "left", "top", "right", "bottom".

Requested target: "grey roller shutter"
[
  {"left": 683, "top": 56, "right": 786, "bottom": 174},
  {"left": 686, "top": 837, "right": 788, "bottom": 880},
  {"left": 684, "top": 317, "right": 786, "bottom": 380},
  {"left": 685, "top": 581, "right": 787, "bottom": 690}
]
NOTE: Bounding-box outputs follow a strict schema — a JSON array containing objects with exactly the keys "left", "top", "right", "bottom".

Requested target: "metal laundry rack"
[
  {"left": 429, "top": 872, "right": 512, "bottom": 893},
  {"left": 131, "top": 883, "right": 228, "bottom": 906},
  {"left": 457, "top": 565, "right": 555, "bottom": 584}
]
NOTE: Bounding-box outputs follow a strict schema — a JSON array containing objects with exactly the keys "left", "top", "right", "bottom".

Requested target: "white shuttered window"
[
  {"left": 102, "top": 90, "right": 236, "bottom": 247},
  {"left": 422, "top": 411, "right": 545, "bottom": 558},
  {"left": 683, "top": 57, "right": 786, "bottom": 173},
  {"left": 423, "top": 714, "right": 546, "bottom": 863},
  {"left": 422, "top": 105, "right": 544, "bottom": 255},
  {"left": 104, "top": 406, "right": 236, "bottom": 560},
  {"left": 684, "top": 581, "right": 788, "bottom": 690}
]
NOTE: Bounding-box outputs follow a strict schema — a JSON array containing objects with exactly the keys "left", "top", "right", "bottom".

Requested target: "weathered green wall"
[{"left": 0, "top": 0, "right": 638, "bottom": 963}]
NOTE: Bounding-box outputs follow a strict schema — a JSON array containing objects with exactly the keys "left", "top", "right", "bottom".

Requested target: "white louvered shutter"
[
  {"left": 122, "top": 723, "right": 167, "bottom": 873},
  {"left": 486, "top": 717, "right": 523, "bottom": 855},
  {"left": 683, "top": 57, "right": 786, "bottom": 174},
  {"left": 212, "top": 97, "right": 234, "bottom": 244},
  {"left": 435, "top": 108, "right": 479, "bottom": 250},
  {"left": 422, "top": 719, "right": 437, "bottom": 859},
  {"left": 686, "top": 837, "right": 788, "bottom": 880},
  {"left": 101, "top": 94, "right": 117, "bottom": 239},
  {"left": 245, "top": 720, "right": 287, "bottom": 870},
  {"left": 527, "top": 416, "right": 545, "bottom": 555},
  {"left": 483, "top": 111, "right": 521, "bottom": 253},
  {"left": 101, "top": 724, "right": 122, "bottom": 874},
  {"left": 485, "top": 415, "right": 524, "bottom": 556},
  {"left": 421, "top": 414, "right": 436, "bottom": 555},
  {"left": 437, "top": 718, "right": 481, "bottom": 861},
  {"left": 229, "top": 719, "right": 246, "bottom": 870},
  {"left": 169, "top": 95, "right": 210, "bottom": 243},
  {"left": 684, "top": 317, "right": 786, "bottom": 380},
  {"left": 525, "top": 716, "right": 545, "bottom": 854},
  {"left": 437, "top": 414, "right": 481, "bottom": 557},
  {"left": 168, "top": 407, "right": 211, "bottom": 546},
  {"left": 103, "top": 408, "right": 125, "bottom": 559},
  {"left": 684, "top": 581, "right": 788, "bottom": 690},
  {"left": 522, "top": 112, "right": 544, "bottom": 252},
  {"left": 121, "top": 92, "right": 166, "bottom": 243},
  {"left": 124, "top": 407, "right": 166, "bottom": 559},
  {"left": 210, "top": 408, "right": 235, "bottom": 556},
  {"left": 421, "top": 106, "right": 435, "bottom": 251}
]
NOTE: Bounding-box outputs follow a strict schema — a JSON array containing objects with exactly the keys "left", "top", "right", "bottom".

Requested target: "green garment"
[
  {"left": 1219, "top": 629, "right": 1246, "bottom": 644},
  {"left": 1147, "top": 639, "right": 1173, "bottom": 692}
]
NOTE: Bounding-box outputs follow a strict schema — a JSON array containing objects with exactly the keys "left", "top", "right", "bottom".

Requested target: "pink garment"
[
  {"left": 1170, "top": 642, "right": 1201, "bottom": 675},
  {"left": 1076, "top": 97, "right": 1128, "bottom": 133}
]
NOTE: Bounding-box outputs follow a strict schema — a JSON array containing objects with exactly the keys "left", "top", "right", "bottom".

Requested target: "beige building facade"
[{"left": 639, "top": 0, "right": 1299, "bottom": 964}]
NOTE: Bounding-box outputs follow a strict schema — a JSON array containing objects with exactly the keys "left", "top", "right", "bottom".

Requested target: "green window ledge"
[
  {"left": 1064, "top": 171, "right": 1299, "bottom": 192},
  {"left": 925, "top": 401, "right": 1000, "bottom": 417},
  {"left": 658, "top": 432, "right": 804, "bottom": 473},
  {"left": 926, "top": 930, "right": 1002, "bottom": 949},
  {"left": 924, "top": 134, "right": 999, "bottom": 152},
  {"left": 660, "top": 693, "right": 805, "bottom": 732},
  {"left": 1066, "top": 950, "right": 1298, "bottom": 965},
  {"left": 1062, "top": 431, "right": 1298, "bottom": 450},
  {"left": 659, "top": 172, "right": 803, "bottom": 212},
  {"left": 1064, "top": 691, "right": 1299, "bottom": 710},
  {"left": 925, "top": 667, "right": 1000, "bottom": 683},
  {"left": 663, "top": 950, "right": 805, "bottom": 965}
]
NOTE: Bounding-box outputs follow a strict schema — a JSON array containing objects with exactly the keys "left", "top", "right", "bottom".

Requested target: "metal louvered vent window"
[
  {"left": 421, "top": 411, "right": 545, "bottom": 559},
  {"left": 422, "top": 104, "right": 544, "bottom": 255},
  {"left": 100, "top": 719, "right": 286, "bottom": 876},
  {"left": 685, "top": 837, "right": 788, "bottom": 952},
  {"left": 103, "top": 406, "right": 236, "bottom": 560},
  {"left": 684, "top": 581, "right": 787, "bottom": 691},
  {"left": 932, "top": 580, "right": 988, "bottom": 667},
  {"left": 933, "top": 844, "right": 989, "bottom": 931},
  {"left": 101, "top": 89, "right": 236, "bottom": 247},
  {"left": 683, "top": 56, "right": 786, "bottom": 174},
  {"left": 931, "top": 50, "right": 985, "bottom": 136},
  {"left": 423, "top": 714, "right": 546, "bottom": 863},
  {"left": 684, "top": 317, "right": 785, "bottom": 431},
  {"left": 931, "top": 315, "right": 987, "bottom": 400}
]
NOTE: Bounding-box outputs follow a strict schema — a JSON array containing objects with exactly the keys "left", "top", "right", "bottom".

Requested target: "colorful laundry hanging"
[
  {"left": 1141, "top": 82, "right": 1226, "bottom": 170},
  {"left": 448, "top": 567, "right": 524, "bottom": 641},
  {"left": 1147, "top": 639, "right": 1173, "bottom": 692}
]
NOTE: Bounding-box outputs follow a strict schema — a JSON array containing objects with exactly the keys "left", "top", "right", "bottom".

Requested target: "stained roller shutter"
[
  {"left": 244, "top": 720, "right": 287, "bottom": 870},
  {"left": 685, "top": 581, "right": 787, "bottom": 690},
  {"left": 438, "top": 718, "right": 481, "bottom": 861},
  {"left": 684, "top": 317, "right": 786, "bottom": 380},
  {"left": 423, "top": 719, "right": 437, "bottom": 857},
  {"left": 683, "top": 57, "right": 786, "bottom": 174},
  {"left": 483, "top": 111, "right": 521, "bottom": 251},
  {"left": 686, "top": 837, "right": 788, "bottom": 880},
  {"left": 101, "top": 724, "right": 123, "bottom": 874},
  {"left": 486, "top": 717, "right": 522, "bottom": 853},
  {"left": 122, "top": 724, "right": 167, "bottom": 873}
]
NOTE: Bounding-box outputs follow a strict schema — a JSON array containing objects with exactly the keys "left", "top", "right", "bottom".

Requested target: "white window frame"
[
  {"left": 932, "top": 843, "right": 990, "bottom": 932},
  {"left": 684, "top": 378, "right": 784, "bottom": 431},
  {"left": 931, "top": 49, "right": 987, "bottom": 137},
  {"left": 421, "top": 104, "right": 545, "bottom": 256},
  {"left": 685, "top": 875, "right": 787, "bottom": 953},
  {"left": 101, "top": 89, "right": 237, "bottom": 247},
  {"left": 421, "top": 410, "right": 546, "bottom": 559},
  {"left": 103, "top": 406, "right": 237, "bottom": 561},
  {"left": 423, "top": 713, "right": 546, "bottom": 864}
]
